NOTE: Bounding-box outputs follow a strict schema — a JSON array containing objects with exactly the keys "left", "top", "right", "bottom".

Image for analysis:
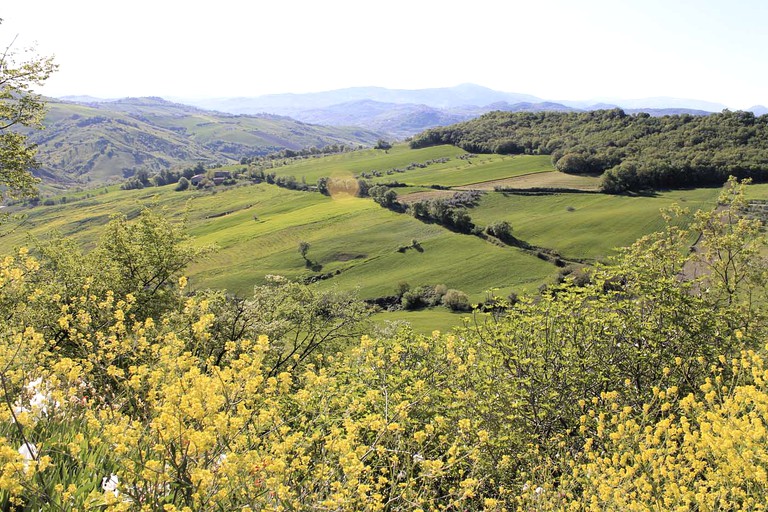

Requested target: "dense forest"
[{"left": 409, "top": 109, "right": 768, "bottom": 192}]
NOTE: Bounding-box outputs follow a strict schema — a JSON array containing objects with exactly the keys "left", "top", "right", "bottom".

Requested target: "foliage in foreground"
[
  {"left": 1, "top": 21, "right": 57, "bottom": 200},
  {"left": 0, "top": 179, "right": 767, "bottom": 510}
]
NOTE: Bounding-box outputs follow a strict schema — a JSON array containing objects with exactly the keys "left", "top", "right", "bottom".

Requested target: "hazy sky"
[{"left": 3, "top": 0, "right": 766, "bottom": 108}]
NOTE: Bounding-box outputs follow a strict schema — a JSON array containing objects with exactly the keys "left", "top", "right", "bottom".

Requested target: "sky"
[{"left": 2, "top": 0, "right": 766, "bottom": 109}]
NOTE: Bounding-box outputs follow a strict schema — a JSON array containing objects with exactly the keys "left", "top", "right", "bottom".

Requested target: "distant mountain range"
[
  {"left": 157, "top": 84, "right": 763, "bottom": 138},
  {"left": 165, "top": 84, "right": 542, "bottom": 117}
]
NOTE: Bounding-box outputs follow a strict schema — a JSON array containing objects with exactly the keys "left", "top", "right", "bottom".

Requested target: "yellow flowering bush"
[
  {"left": 523, "top": 348, "right": 768, "bottom": 511},
  {"left": 0, "top": 248, "right": 485, "bottom": 510},
  {"left": 0, "top": 178, "right": 766, "bottom": 510}
]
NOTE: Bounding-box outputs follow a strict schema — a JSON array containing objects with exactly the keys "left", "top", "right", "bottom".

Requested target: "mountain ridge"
[{"left": 158, "top": 85, "right": 739, "bottom": 137}]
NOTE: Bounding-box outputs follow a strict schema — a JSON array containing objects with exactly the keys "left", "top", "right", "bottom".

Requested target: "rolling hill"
[
  {"left": 36, "top": 88, "right": 727, "bottom": 186},
  {"left": 287, "top": 100, "right": 586, "bottom": 138},
  {"left": 28, "top": 97, "right": 383, "bottom": 187},
  {"left": 4, "top": 143, "right": 731, "bottom": 312}
]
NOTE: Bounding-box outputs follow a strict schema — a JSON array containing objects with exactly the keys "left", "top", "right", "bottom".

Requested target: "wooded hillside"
[{"left": 410, "top": 109, "right": 768, "bottom": 192}]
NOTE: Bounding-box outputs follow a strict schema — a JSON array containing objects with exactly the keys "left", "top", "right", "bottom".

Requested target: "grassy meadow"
[
  {"left": 265, "top": 144, "right": 467, "bottom": 182},
  {"left": 471, "top": 187, "right": 723, "bottom": 262},
  {"left": 5, "top": 143, "right": 744, "bottom": 330},
  {"left": 5, "top": 178, "right": 556, "bottom": 302}
]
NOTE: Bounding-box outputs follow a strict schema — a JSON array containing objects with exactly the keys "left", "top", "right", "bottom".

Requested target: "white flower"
[
  {"left": 18, "top": 442, "right": 37, "bottom": 471},
  {"left": 29, "top": 391, "right": 49, "bottom": 415},
  {"left": 412, "top": 453, "right": 424, "bottom": 463},
  {"left": 535, "top": 486, "right": 544, "bottom": 495},
  {"left": 13, "top": 377, "right": 59, "bottom": 420},
  {"left": 25, "top": 378, "right": 43, "bottom": 392},
  {"left": 101, "top": 474, "right": 119, "bottom": 496}
]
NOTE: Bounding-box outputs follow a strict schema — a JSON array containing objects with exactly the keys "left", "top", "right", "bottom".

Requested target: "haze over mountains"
[
  {"left": 62, "top": 84, "right": 768, "bottom": 140},
  {"left": 166, "top": 84, "right": 765, "bottom": 137}
]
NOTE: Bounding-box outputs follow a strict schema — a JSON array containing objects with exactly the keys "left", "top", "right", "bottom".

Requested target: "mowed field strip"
[{"left": 453, "top": 170, "right": 603, "bottom": 191}]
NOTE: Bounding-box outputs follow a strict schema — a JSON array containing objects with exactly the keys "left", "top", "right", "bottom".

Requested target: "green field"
[
  {"left": 471, "top": 187, "right": 722, "bottom": 261},
  {"left": 267, "top": 145, "right": 556, "bottom": 189},
  {"left": 5, "top": 143, "right": 745, "bottom": 333},
  {"left": 268, "top": 144, "right": 467, "bottom": 182},
  {"left": 744, "top": 183, "right": 768, "bottom": 199},
  {"left": 5, "top": 179, "right": 556, "bottom": 301},
  {"left": 456, "top": 170, "right": 603, "bottom": 191},
  {"left": 379, "top": 154, "right": 554, "bottom": 188},
  {"left": 181, "top": 185, "right": 557, "bottom": 299}
]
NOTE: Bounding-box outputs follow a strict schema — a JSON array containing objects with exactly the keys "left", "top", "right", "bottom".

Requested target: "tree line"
[{"left": 409, "top": 108, "right": 768, "bottom": 192}]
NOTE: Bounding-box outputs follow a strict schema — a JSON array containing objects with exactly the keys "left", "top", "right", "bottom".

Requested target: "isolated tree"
[
  {"left": 0, "top": 20, "right": 57, "bottom": 200},
  {"left": 317, "top": 176, "right": 329, "bottom": 195},
  {"left": 374, "top": 139, "right": 392, "bottom": 151},
  {"left": 298, "top": 240, "right": 311, "bottom": 262}
]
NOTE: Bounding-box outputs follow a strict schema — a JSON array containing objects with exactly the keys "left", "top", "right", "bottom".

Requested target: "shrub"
[
  {"left": 401, "top": 285, "right": 446, "bottom": 310},
  {"left": 401, "top": 289, "right": 425, "bottom": 310},
  {"left": 485, "top": 220, "right": 513, "bottom": 242},
  {"left": 442, "top": 289, "right": 471, "bottom": 311}
]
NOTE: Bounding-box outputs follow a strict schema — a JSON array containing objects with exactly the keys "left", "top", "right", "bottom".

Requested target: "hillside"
[
  {"left": 3, "top": 141, "right": 766, "bottom": 512},
  {"left": 179, "top": 84, "right": 726, "bottom": 118},
  {"left": 292, "top": 100, "right": 470, "bottom": 138},
  {"left": 289, "top": 100, "right": 586, "bottom": 138},
  {"left": 28, "top": 97, "right": 382, "bottom": 186},
  {"left": 4, "top": 143, "right": 731, "bottom": 310},
  {"left": 295, "top": 101, "right": 712, "bottom": 137}
]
